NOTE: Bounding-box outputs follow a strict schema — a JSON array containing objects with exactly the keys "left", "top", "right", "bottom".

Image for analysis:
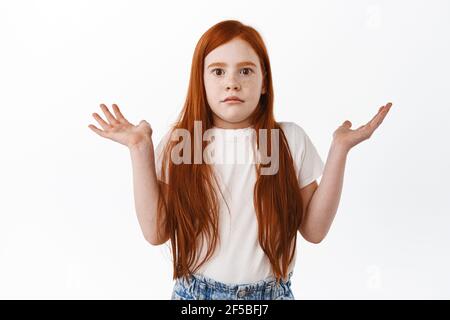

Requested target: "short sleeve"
[{"left": 281, "top": 122, "right": 325, "bottom": 189}]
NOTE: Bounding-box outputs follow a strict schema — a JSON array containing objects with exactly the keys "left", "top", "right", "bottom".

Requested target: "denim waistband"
[{"left": 179, "top": 270, "right": 293, "bottom": 294}]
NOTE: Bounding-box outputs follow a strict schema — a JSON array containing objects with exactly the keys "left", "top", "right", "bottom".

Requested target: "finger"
[
  {"left": 377, "top": 102, "right": 392, "bottom": 116},
  {"left": 100, "top": 104, "right": 120, "bottom": 125},
  {"left": 356, "top": 103, "right": 389, "bottom": 136},
  {"left": 368, "top": 106, "right": 385, "bottom": 124},
  {"left": 92, "top": 112, "right": 111, "bottom": 130},
  {"left": 371, "top": 103, "right": 392, "bottom": 127},
  {"left": 112, "top": 104, "right": 127, "bottom": 122},
  {"left": 88, "top": 124, "right": 107, "bottom": 138},
  {"left": 367, "top": 103, "right": 392, "bottom": 129},
  {"left": 342, "top": 120, "right": 352, "bottom": 128}
]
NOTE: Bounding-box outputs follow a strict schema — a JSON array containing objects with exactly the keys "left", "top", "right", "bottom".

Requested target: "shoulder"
[
  {"left": 278, "top": 121, "right": 309, "bottom": 146},
  {"left": 278, "top": 121, "right": 306, "bottom": 135},
  {"left": 278, "top": 121, "right": 319, "bottom": 160}
]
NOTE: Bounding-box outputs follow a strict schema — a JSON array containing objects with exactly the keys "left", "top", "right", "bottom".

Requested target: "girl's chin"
[
  {"left": 220, "top": 114, "right": 251, "bottom": 123},
  {"left": 215, "top": 119, "right": 253, "bottom": 128}
]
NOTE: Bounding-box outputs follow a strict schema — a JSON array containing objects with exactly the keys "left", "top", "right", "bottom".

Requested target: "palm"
[
  {"left": 333, "top": 102, "right": 392, "bottom": 151},
  {"left": 88, "top": 104, "right": 153, "bottom": 147}
]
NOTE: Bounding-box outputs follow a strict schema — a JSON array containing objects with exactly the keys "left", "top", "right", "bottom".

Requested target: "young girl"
[{"left": 88, "top": 20, "right": 392, "bottom": 300}]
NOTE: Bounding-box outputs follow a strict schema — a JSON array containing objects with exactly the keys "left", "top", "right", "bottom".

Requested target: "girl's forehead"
[{"left": 204, "top": 39, "right": 259, "bottom": 64}]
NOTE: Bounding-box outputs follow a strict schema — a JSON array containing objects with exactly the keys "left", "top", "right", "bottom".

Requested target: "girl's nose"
[
  {"left": 225, "top": 73, "right": 241, "bottom": 91},
  {"left": 226, "top": 80, "right": 240, "bottom": 91},
  {"left": 226, "top": 84, "right": 240, "bottom": 90}
]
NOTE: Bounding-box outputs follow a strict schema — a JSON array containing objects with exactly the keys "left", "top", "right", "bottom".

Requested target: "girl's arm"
[
  {"left": 299, "top": 143, "right": 348, "bottom": 243},
  {"left": 88, "top": 103, "right": 167, "bottom": 245},
  {"left": 300, "top": 102, "right": 393, "bottom": 243},
  {"left": 129, "top": 141, "right": 168, "bottom": 246}
]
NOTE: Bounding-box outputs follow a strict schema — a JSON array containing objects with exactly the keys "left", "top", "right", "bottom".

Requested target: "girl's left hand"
[{"left": 332, "top": 102, "right": 393, "bottom": 152}]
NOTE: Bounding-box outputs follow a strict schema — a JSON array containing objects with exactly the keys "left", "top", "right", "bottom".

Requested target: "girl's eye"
[
  {"left": 241, "top": 68, "right": 253, "bottom": 75},
  {"left": 212, "top": 68, "right": 224, "bottom": 76},
  {"left": 211, "top": 68, "right": 254, "bottom": 76}
]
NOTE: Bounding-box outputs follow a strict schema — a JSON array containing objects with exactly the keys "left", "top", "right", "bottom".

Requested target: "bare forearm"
[
  {"left": 302, "top": 142, "right": 349, "bottom": 243},
  {"left": 302, "top": 102, "right": 393, "bottom": 242},
  {"left": 129, "top": 142, "right": 162, "bottom": 244}
]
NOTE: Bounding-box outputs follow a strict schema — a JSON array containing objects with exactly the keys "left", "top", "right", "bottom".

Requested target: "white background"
[{"left": 0, "top": 0, "right": 449, "bottom": 299}]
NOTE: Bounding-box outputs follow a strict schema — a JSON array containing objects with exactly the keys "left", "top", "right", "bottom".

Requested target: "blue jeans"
[{"left": 171, "top": 271, "right": 294, "bottom": 300}]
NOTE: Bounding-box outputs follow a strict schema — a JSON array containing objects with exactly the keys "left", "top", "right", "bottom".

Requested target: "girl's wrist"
[
  {"left": 330, "top": 140, "right": 350, "bottom": 155},
  {"left": 128, "top": 139, "right": 153, "bottom": 153}
]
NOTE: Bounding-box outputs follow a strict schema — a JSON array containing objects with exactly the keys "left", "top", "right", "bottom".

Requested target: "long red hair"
[{"left": 156, "top": 20, "right": 304, "bottom": 284}]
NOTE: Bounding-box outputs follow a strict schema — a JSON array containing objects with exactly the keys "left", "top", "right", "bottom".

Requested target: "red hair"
[{"left": 156, "top": 20, "right": 304, "bottom": 285}]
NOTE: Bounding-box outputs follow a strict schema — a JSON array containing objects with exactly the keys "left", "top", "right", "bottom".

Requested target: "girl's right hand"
[{"left": 88, "top": 104, "right": 153, "bottom": 149}]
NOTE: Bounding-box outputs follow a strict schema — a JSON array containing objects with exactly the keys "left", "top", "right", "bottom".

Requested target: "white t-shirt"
[{"left": 154, "top": 121, "right": 325, "bottom": 284}]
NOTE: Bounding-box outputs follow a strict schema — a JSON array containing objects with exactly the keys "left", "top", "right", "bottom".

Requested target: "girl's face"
[{"left": 203, "top": 38, "right": 266, "bottom": 129}]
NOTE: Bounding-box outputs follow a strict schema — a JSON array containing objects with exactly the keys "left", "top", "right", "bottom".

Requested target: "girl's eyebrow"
[{"left": 207, "top": 61, "right": 257, "bottom": 69}]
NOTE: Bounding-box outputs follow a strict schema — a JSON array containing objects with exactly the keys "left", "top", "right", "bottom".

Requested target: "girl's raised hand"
[
  {"left": 88, "top": 104, "right": 153, "bottom": 148},
  {"left": 332, "top": 102, "right": 393, "bottom": 152}
]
